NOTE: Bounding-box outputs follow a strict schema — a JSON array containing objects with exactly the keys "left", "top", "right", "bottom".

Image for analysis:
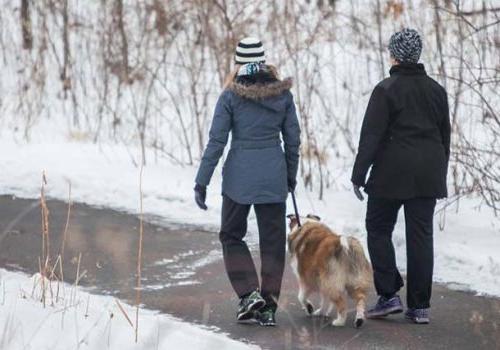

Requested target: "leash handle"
[{"left": 291, "top": 191, "right": 301, "bottom": 227}]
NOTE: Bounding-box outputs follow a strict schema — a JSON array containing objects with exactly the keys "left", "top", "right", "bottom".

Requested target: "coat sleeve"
[
  {"left": 282, "top": 92, "right": 301, "bottom": 186},
  {"left": 351, "top": 85, "right": 391, "bottom": 186},
  {"left": 440, "top": 91, "right": 451, "bottom": 163},
  {"left": 195, "top": 91, "right": 232, "bottom": 187}
]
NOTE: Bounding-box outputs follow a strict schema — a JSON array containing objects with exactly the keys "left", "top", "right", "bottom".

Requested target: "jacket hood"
[{"left": 228, "top": 77, "right": 293, "bottom": 100}]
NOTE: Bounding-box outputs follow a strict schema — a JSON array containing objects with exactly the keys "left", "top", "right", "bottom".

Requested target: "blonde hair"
[
  {"left": 223, "top": 64, "right": 241, "bottom": 89},
  {"left": 223, "top": 63, "right": 280, "bottom": 90}
]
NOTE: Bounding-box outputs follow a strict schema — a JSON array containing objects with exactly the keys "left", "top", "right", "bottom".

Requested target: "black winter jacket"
[{"left": 351, "top": 63, "right": 450, "bottom": 199}]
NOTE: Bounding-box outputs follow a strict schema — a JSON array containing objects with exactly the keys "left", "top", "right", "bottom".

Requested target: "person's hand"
[
  {"left": 353, "top": 184, "right": 364, "bottom": 201},
  {"left": 194, "top": 184, "right": 208, "bottom": 210},
  {"left": 288, "top": 178, "right": 297, "bottom": 192}
]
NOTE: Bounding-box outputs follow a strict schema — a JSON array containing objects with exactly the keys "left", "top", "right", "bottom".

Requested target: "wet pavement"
[{"left": 0, "top": 195, "right": 499, "bottom": 349}]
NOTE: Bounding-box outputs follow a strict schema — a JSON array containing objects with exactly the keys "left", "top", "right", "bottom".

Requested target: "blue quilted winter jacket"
[{"left": 195, "top": 76, "right": 300, "bottom": 204}]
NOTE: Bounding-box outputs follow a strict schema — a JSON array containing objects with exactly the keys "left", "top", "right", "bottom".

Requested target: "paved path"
[{"left": 0, "top": 195, "right": 499, "bottom": 349}]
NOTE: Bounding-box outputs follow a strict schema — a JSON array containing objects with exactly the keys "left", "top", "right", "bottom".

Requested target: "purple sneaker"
[
  {"left": 405, "top": 308, "right": 430, "bottom": 324},
  {"left": 366, "top": 295, "right": 404, "bottom": 318}
]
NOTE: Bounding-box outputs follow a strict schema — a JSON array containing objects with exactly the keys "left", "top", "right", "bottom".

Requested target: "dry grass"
[
  {"left": 35, "top": 173, "right": 78, "bottom": 309},
  {"left": 60, "top": 181, "right": 72, "bottom": 261},
  {"left": 300, "top": 144, "right": 329, "bottom": 165},
  {"left": 66, "top": 130, "right": 92, "bottom": 142},
  {"left": 31, "top": 170, "right": 141, "bottom": 342},
  {"left": 135, "top": 158, "right": 145, "bottom": 342},
  {"left": 40, "top": 171, "right": 49, "bottom": 307},
  {"left": 0, "top": 173, "right": 150, "bottom": 347},
  {"left": 115, "top": 298, "right": 134, "bottom": 329}
]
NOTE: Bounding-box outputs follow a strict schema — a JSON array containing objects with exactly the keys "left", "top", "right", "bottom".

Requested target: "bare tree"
[
  {"left": 2, "top": 0, "right": 499, "bottom": 211},
  {"left": 21, "top": 0, "right": 32, "bottom": 50}
]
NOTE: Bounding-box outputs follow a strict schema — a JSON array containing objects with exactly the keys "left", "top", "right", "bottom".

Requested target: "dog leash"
[{"left": 291, "top": 191, "right": 302, "bottom": 227}]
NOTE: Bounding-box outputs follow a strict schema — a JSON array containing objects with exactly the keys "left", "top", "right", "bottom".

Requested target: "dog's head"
[
  {"left": 286, "top": 213, "right": 321, "bottom": 231},
  {"left": 286, "top": 213, "right": 321, "bottom": 254}
]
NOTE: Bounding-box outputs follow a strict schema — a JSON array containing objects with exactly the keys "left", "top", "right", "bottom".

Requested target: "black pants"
[
  {"left": 366, "top": 196, "right": 436, "bottom": 309},
  {"left": 219, "top": 195, "right": 286, "bottom": 311}
]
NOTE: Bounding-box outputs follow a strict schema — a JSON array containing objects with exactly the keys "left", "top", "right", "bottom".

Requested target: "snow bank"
[
  {"left": 0, "top": 268, "right": 258, "bottom": 350},
  {"left": 0, "top": 138, "right": 499, "bottom": 298}
]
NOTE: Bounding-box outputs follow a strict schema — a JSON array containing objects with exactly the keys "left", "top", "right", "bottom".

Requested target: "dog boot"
[
  {"left": 366, "top": 295, "right": 403, "bottom": 318},
  {"left": 255, "top": 306, "right": 276, "bottom": 326},
  {"left": 405, "top": 308, "right": 430, "bottom": 324},
  {"left": 237, "top": 290, "right": 266, "bottom": 322}
]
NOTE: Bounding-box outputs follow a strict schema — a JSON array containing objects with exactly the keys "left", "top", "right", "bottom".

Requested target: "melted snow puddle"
[
  {"left": 146, "top": 249, "right": 222, "bottom": 290},
  {"left": 141, "top": 280, "right": 201, "bottom": 291}
]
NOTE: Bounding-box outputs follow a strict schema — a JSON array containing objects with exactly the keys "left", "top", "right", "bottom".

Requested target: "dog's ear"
[
  {"left": 287, "top": 214, "right": 298, "bottom": 230},
  {"left": 306, "top": 214, "right": 321, "bottom": 221}
]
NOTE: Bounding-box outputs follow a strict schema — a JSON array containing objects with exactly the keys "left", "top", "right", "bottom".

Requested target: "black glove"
[
  {"left": 288, "top": 178, "right": 297, "bottom": 192},
  {"left": 194, "top": 183, "right": 208, "bottom": 210},
  {"left": 353, "top": 183, "right": 364, "bottom": 201}
]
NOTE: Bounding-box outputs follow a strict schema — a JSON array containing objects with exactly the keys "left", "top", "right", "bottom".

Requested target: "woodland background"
[{"left": 1, "top": 0, "right": 499, "bottom": 210}]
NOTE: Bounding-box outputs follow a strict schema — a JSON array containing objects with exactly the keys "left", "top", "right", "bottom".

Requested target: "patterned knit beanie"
[
  {"left": 235, "top": 37, "right": 265, "bottom": 64},
  {"left": 388, "top": 28, "right": 422, "bottom": 64}
]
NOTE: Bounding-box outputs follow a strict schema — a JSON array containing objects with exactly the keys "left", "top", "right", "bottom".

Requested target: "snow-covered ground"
[
  {"left": 0, "top": 135, "right": 499, "bottom": 349},
  {"left": 1, "top": 137, "right": 499, "bottom": 298},
  {"left": 0, "top": 268, "right": 257, "bottom": 350}
]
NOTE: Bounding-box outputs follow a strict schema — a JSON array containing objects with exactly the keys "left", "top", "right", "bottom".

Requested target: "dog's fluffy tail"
[{"left": 344, "top": 237, "right": 372, "bottom": 275}]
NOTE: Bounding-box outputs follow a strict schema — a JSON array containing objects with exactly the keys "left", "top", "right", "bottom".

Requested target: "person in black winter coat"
[{"left": 351, "top": 28, "right": 451, "bottom": 324}]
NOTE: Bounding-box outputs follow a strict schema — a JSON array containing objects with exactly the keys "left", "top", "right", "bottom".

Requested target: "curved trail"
[{"left": 0, "top": 195, "right": 498, "bottom": 349}]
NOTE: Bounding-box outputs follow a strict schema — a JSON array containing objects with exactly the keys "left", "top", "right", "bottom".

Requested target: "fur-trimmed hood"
[{"left": 228, "top": 77, "right": 293, "bottom": 100}]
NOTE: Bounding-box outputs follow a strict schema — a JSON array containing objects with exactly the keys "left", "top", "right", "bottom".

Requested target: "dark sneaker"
[
  {"left": 405, "top": 308, "right": 430, "bottom": 324},
  {"left": 366, "top": 295, "right": 404, "bottom": 319},
  {"left": 237, "top": 291, "right": 266, "bottom": 322},
  {"left": 255, "top": 307, "right": 276, "bottom": 326},
  {"left": 236, "top": 310, "right": 260, "bottom": 324}
]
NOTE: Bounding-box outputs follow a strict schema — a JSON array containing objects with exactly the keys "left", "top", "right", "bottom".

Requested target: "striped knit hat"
[
  {"left": 388, "top": 28, "right": 422, "bottom": 64},
  {"left": 235, "top": 37, "right": 265, "bottom": 64}
]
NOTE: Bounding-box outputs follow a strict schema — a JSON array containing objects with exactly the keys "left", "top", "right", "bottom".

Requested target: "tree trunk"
[{"left": 21, "top": 0, "right": 32, "bottom": 50}]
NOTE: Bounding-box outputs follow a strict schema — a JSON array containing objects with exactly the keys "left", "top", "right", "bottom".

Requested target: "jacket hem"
[{"left": 222, "top": 192, "right": 287, "bottom": 205}]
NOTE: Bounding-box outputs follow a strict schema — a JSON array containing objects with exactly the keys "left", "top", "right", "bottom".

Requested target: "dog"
[{"left": 287, "top": 214, "right": 372, "bottom": 328}]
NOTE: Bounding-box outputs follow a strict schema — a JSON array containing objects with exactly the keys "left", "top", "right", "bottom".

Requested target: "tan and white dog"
[{"left": 287, "top": 214, "right": 372, "bottom": 328}]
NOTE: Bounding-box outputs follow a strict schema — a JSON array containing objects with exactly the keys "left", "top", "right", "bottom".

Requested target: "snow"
[
  {"left": 0, "top": 138, "right": 221, "bottom": 231},
  {"left": 0, "top": 136, "right": 499, "bottom": 299},
  {"left": 0, "top": 268, "right": 258, "bottom": 350},
  {"left": 0, "top": 269, "right": 257, "bottom": 350}
]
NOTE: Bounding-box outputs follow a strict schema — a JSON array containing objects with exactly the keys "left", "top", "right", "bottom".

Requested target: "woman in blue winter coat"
[{"left": 194, "top": 37, "right": 301, "bottom": 326}]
